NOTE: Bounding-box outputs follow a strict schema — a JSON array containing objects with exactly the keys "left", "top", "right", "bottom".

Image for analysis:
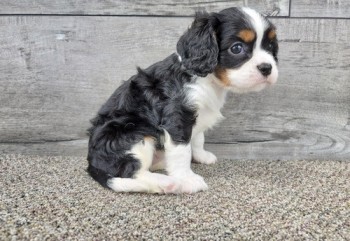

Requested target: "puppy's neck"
[
  {"left": 185, "top": 74, "right": 228, "bottom": 135},
  {"left": 187, "top": 73, "right": 228, "bottom": 112}
]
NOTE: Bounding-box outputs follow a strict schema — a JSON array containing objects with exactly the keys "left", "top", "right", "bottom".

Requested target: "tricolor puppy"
[{"left": 87, "top": 7, "right": 278, "bottom": 193}]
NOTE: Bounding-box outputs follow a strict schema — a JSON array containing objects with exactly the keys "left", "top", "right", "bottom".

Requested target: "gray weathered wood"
[
  {"left": 273, "top": 18, "right": 350, "bottom": 43},
  {"left": 0, "top": 16, "right": 349, "bottom": 159},
  {"left": 1, "top": 140, "right": 349, "bottom": 161},
  {"left": 0, "top": 16, "right": 188, "bottom": 143},
  {"left": 291, "top": 0, "right": 350, "bottom": 18},
  {"left": 0, "top": 140, "right": 89, "bottom": 157},
  {"left": 0, "top": 0, "right": 289, "bottom": 16}
]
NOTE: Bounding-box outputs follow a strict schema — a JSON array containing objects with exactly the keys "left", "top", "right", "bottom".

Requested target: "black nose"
[{"left": 257, "top": 63, "right": 272, "bottom": 76}]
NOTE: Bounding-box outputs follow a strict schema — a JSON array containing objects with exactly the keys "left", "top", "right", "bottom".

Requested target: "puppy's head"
[{"left": 177, "top": 7, "right": 279, "bottom": 93}]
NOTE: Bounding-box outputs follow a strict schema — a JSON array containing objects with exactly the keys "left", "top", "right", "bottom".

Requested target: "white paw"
[
  {"left": 159, "top": 178, "right": 181, "bottom": 194},
  {"left": 178, "top": 174, "right": 208, "bottom": 194},
  {"left": 193, "top": 150, "right": 217, "bottom": 165},
  {"left": 147, "top": 174, "right": 180, "bottom": 194}
]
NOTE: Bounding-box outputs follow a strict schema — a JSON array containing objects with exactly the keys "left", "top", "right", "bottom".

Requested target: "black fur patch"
[
  {"left": 176, "top": 12, "right": 219, "bottom": 77},
  {"left": 262, "top": 27, "right": 279, "bottom": 62},
  {"left": 87, "top": 54, "right": 196, "bottom": 187}
]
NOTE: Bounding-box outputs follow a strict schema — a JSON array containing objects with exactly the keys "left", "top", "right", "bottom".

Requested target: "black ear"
[{"left": 176, "top": 12, "right": 219, "bottom": 77}]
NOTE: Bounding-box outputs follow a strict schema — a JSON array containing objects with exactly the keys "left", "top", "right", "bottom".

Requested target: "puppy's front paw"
[
  {"left": 179, "top": 174, "right": 208, "bottom": 194},
  {"left": 193, "top": 150, "right": 217, "bottom": 165},
  {"left": 161, "top": 182, "right": 181, "bottom": 194}
]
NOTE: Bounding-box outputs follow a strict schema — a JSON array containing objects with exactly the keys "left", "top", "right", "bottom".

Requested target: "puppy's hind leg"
[
  {"left": 108, "top": 172, "right": 179, "bottom": 194},
  {"left": 163, "top": 131, "right": 208, "bottom": 194},
  {"left": 107, "top": 137, "right": 179, "bottom": 194}
]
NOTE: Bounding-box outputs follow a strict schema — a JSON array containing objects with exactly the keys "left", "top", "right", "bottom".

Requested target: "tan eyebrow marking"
[
  {"left": 268, "top": 29, "right": 277, "bottom": 40},
  {"left": 238, "top": 29, "right": 256, "bottom": 43}
]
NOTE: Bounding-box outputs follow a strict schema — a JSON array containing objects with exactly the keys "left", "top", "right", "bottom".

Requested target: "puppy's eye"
[{"left": 230, "top": 42, "right": 244, "bottom": 54}]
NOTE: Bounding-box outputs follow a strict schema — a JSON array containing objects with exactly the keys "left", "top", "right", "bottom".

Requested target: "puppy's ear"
[{"left": 176, "top": 12, "right": 219, "bottom": 77}]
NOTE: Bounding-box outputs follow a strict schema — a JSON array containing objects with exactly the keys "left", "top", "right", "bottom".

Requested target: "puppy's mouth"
[
  {"left": 257, "top": 75, "right": 275, "bottom": 84},
  {"left": 249, "top": 77, "right": 277, "bottom": 92}
]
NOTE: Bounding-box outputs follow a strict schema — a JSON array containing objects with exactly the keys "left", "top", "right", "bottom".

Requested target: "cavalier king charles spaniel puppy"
[{"left": 87, "top": 7, "right": 278, "bottom": 194}]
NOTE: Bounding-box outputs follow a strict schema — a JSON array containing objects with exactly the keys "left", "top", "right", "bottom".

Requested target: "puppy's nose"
[{"left": 257, "top": 63, "right": 272, "bottom": 76}]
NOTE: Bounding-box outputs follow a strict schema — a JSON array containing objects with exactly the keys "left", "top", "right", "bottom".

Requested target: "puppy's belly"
[{"left": 150, "top": 150, "right": 166, "bottom": 171}]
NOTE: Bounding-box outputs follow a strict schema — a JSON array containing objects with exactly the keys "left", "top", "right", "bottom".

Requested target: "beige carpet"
[{"left": 0, "top": 154, "right": 349, "bottom": 240}]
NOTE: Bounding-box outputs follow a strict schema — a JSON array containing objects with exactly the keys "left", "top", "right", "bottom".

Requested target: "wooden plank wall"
[{"left": 0, "top": 1, "right": 349, "bottom": 160}]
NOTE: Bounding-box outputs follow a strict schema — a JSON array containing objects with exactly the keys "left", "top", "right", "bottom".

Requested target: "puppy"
[{"left": 87, "top": 7, "right": 278, "bottom": 194}]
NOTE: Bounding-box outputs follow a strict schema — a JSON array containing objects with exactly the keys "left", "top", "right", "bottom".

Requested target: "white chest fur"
[{"left": 185, "top": 74, "right": 228, "bottom": 137}]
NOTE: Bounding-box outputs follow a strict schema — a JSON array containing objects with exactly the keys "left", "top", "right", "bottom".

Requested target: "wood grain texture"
[
  {"left": 273, "top": 18, "right": 350, "bottom": 43},
  {"left": 0, "top": 16, "right": 349, "bottom": 159},
  {"left": 0, "top": 0, "right": 289, "bottom": 16},
  {"left": 0, "top": 16, "right": 187, "bottom": 143},
  {"left": 291, "top": 0, "right": 350, "bottom": 18},
  {"left": 1, "top": 140, "right": 349, "bottom": 161},
  {"left": 0, "top": 140, "right": 89, "bottom": 157}
]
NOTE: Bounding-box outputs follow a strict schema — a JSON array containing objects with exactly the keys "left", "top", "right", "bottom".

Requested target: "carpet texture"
[{"left": 0, "top": 154, "right": 349, "bottom": 240}]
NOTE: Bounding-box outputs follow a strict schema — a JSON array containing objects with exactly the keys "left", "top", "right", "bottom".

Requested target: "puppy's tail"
[
  {"left": 87, "top": 154, "right": 140, "bottom": 189},
  {"left": 87, "top": 164, "right": 112, "bottom": 188}
]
